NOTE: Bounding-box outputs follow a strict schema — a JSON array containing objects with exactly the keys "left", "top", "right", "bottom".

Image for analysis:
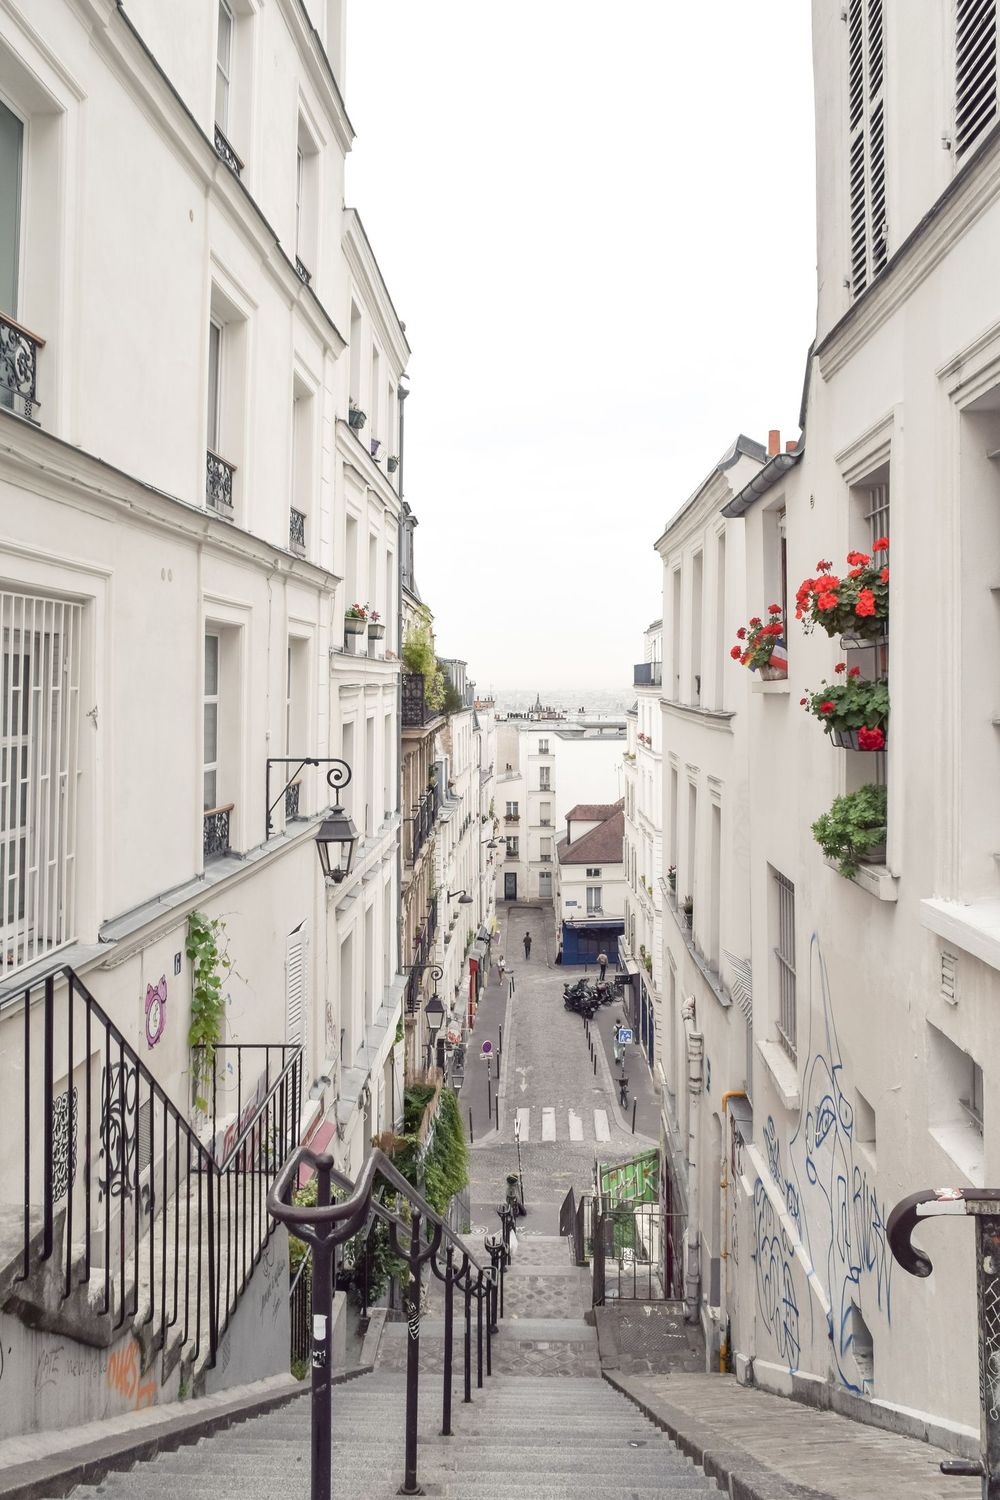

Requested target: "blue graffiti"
[{"left": 752, "top": 1177, "right": 801, "bottom": 1373}]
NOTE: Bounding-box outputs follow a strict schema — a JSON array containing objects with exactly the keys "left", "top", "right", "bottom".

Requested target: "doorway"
[{"left": 504, "top": 873, "right": 517, "bottom": 901}]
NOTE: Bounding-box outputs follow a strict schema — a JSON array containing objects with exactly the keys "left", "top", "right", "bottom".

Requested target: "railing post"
[
  {"left": 206, "top": 1164, "right": 218, "bottom": 1366},
  {"left": 441, "top": 1245, "right": 454, "bottom": 1436},
  {"left": 42, "top": 975, "right": 54, "bottom": 1261},
  {"left": 401, "top": 1210, "right": 422, "bottom": 1496},
  {"left": 463, "top": 1275, "right": 472, "bottom": 1404},
  {"left": 310, "top": 1155, "right": 335, "bottom": 1500},
  {"left": 476, "top": 1272, "right": 484, "bottom": 1388}
]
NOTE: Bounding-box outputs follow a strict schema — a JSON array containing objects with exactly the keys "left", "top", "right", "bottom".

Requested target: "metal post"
[
  {"left": 485, "top": 1275, "right": 493, "bottom": 1375},
  {"left": 463, "top": 1276, "right": 472, "bottom": 1404},
  {"left": 468, "top": 1107, "right": 474, "bottom": 1145},
  {"left": 632, "top": 1100, "right": 637, "bottom": 1134},
  {"left": 593, "top": 1053, "right": 597, "bottom": 1076},
  {"left": 498, "top": 1023, "right": 502, "bottom": 1059},
  {"left": 441, "top": 1246, "right": 454, "bottom": 1437},
  {"left": 495, "top": 1091, "right": 499, "bottom": 1131},
  {"left": 310, "top": 1157, "right": 334, "bottom": 1500},
  {"left": 401, "top": 1211, "right": 422, "bottom": 1496},
  {"left": 476, "top": 1275, "right": 484, "bottom": 1388}
]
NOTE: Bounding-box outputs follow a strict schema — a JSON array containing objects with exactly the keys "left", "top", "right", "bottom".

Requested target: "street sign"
[
  {"left": 480, "top": 1040, "right": 493, "bottom": 1057},
  {"left": 618, "top": 1027, "right": 634, "bottom": 1045}
]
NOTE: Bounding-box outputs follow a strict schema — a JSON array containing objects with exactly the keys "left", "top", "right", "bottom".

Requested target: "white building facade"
[{"left": 0, "top": 0, "right": 406, "bottom": 1437}]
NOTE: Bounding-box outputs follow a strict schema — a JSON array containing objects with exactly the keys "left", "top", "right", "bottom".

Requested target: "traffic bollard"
[
  {"left": 469, "top": 1108, "right": 474, "bottom": 1145},
  {"left": 632, "top": 1100, "right": 637, "bottom": 1134}
]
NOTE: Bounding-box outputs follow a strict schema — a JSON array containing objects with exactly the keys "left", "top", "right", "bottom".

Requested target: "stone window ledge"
[
  {"left": 756, "top": 1038, "right": 801, "bottom": 1111},
  {"left": 823, "top": 856, "right": 899, "bottom": 902}
]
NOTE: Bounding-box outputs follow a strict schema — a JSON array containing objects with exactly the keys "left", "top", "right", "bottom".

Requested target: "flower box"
[
  {"left": 732, "top": 606, "right": 788, "bottom": 674},
  {"left": 368, "top": 621, "right": 385, "bottom": 639},
  {"left": 796, "top": 539, "right": 889, "bottom": 639},
  {"left": 758, "top": 662, "right": 788, "bottom": 681},
  {"left": 829, "top": 726, "right": 887, "bottom": 751},
  {"left": 348, "top": 406, "right": 367, "bottom": 431},
  {"left": 345, "top": 615, "right": 367, "bottom": 635}
]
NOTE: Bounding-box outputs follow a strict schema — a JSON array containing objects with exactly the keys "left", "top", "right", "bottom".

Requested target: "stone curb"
[
  {"left": 602, "top": 1370, "right": 831, "bottom": 1500},
  {"left": 0, "top": 1366, "right": 372, "bottom": 1500}
]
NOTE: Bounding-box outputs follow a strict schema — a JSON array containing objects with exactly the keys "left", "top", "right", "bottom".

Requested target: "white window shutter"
[{"left": 285, "top": 922, "right": 309, "bottom": 1048}]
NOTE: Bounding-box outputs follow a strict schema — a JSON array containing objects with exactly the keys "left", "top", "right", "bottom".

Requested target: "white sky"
[{"left": 345, "top": 2, "right": 817, "bottom": 691}]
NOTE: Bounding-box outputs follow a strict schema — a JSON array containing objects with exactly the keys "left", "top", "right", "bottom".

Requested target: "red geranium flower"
[
  {"left": 816, "top": 560, "right": 832, "bottom": 571},
  {"left": 873, "top": 536, "right": 889, "bottom": 552},
  {"left": 820, "top": 701, "right": 835, "bottom": 715},
  {"left": 799, "top": 698, "right": 807, "bottom": 706},
  {"left": 848, "top": 666, "right": 861, "bottom": 678},
  {"left": 834, "top": 663, "right": 846, "bottom": 674},
  {"left": 749, "top": 617, "right": 761, "bottom": 627},
  {"left": 855, "top": 588, "right": 877, "bottom": 617},
  {"left": 730, "top": 645, "right": 742, "bottom": 659},
  {"left": 848, "top": 568, "right": 865, "bottom": 579},
  {"left": 880, "top": 566, "right": 889, "bottom": 583},
  {"left": 740, "top": 652, "right": 750, "bottom": 666},
  {"left": 817, "top": 593, "right": 839, "bottom": 611},
  {"left": 736, "top": 627, "right": 747, "bottom": 639},
  {"left": 846, "top": 550, "right": 870, "bottom": 567},
  {"left": 858, "top": 726, "right": 885, "bottom": 751},
  {"left": 768, "top": 603, "right": 782, "bottom": 614}
]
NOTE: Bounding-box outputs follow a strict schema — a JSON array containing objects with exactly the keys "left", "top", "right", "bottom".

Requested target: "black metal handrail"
[
  {"left": 11, "top": 965, "right": 301, "bottom": 1385},
  {"left": 268, "top": 1145, "right": 495, "bottom": 1498}
]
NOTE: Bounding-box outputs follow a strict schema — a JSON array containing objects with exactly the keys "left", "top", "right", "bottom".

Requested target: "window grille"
[
  {"left": 773, "top": 871, "right": 797, "bottom": 1060},
  {"left": 848, "top": 0, "right": 888, "bottom": 295},
  {"left": 956, "top": 0, "right": 998, "bottom": 155},
  {"left": 865, "top": 482, "right": 890, "bottom": 547},
  {"left": 1, "top": 591, "right": 83, "bottom": 981}
]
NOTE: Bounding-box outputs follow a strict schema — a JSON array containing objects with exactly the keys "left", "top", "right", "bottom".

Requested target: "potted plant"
[
  {"left": 811, "top": 783, "right": 888, "bottom": 877},
  {"left": 387, "top": 455, "right": 399, "bottom": 473},
  {"left": 681, "top": 895, "right": 693, "bottom": 926},
  {"left": 795, "top": 538, "right": 889, "bottom": 640},
  {"left": 731, "top": 605, "right": 788, "bottom": 680},
  {"left": 370, "top": 438, "right": 382, "bottom": 459},
  {"left": 800, "top": 665, "right": 889, "bottom": 750},
  {"left": 666, "top": 865, "right": 676, "bottom": 892},
  {"left": 348, "top": 402, "right": 367, "bottom": 431},
  {"left": 367, "top": 609, "right": 385, "bottom": 640},
  {"left": 345, "top": 602, "right": 368, "bottom": 635}
]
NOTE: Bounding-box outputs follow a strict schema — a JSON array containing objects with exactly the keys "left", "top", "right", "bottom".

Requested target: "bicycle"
[{"left": 618, "top": 1073, "right": 629, "bottom": 1109}]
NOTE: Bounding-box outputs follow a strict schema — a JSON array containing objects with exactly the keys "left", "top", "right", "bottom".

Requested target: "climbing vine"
[
  {"left": 401, "top": 609, "right": 445, "bottom": 710},
  {"left": 186, "top": 910, "right": 232, "bottom": 1111}
]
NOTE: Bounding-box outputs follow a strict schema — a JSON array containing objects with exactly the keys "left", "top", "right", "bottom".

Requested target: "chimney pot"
[
  {"left": 786, "top": 440, "right": 796, "bottom": 453},
  {"left": 768, "top": 429, "right": 781, "bottom": 457}
]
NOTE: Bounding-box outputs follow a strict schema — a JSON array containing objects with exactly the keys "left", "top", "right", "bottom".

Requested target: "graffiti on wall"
[
  {"left": 752, "top": 935, "right": 894, "bottom": 1393},
  {"left": 51, "top": 1087, "right": 79, "bottom": 1203},
  {"left": 98, "top": 1062, "right": 138, "bottom": 1201},
  {"left": 599, "top": 1150, "right": 659, "bottom": 1205},
  {"left": 106, "top": 1339, "right": 157, "bottom": 1410}
]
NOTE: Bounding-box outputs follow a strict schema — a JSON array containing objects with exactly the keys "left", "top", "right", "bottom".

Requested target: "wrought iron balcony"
[
  {"left": 294, "top": 256, "right": 311, "bottom": 285},
  {"left": 289, "top": 507, "right": 306, "bottom": 554},
  {"left": 406, "top": 786, "right": 438, "bottom": 865},
  {"left": 206, "top": 450, "right": 236, "bottom": 517},
  {"left": 402, "top": 672, "right": 431, "bottom": 727},
  {"left": 203, "top": 803, "right": 233, "bottom": 860},
  {"left": 634, "top": 661, "right": 662, "bottom": 687},
  {"left": 0, "top": 312, "right": 44, "bottom": 423},
  {"left": 214, "top": 123, "right": 243, "bottom": 177},
  {"left": 285, "top": 782, "right": 300, "bottom": 820}
]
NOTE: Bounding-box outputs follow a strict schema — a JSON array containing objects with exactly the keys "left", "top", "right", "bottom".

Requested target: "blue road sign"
[{"left": 618, "top": 1028, "right": 634, "bottom": 1045}]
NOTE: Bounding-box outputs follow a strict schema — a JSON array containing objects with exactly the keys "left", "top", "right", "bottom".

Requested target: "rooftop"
[{"left": 558, "top": 803, "right": 625, "bottom": 865}]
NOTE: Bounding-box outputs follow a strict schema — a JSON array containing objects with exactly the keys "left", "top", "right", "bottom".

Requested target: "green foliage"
[
  {"left": 186, "top": 911, "right": 231, "bottom": 1111},
  {"left": 289, "top": 1174, "right": 405, "bottom": 1310},
  {"left": 802, "top": 670, "right": 889, "bottom": 735},
  {"left": 811, "top": 783, "right": 888, "bottom": 878},
  {"left": 421, "top": 1088, "right": 470, "bottom": 1216},
  {"left": 441, "top": 675, "right": 464, "bottom": 716},
  {"left": 402, "top": 610, "right": 445, "bottom": 709}
]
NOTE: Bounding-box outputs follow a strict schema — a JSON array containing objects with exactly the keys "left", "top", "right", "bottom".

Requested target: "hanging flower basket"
[
  {"left": 731, "top": 605, "right": 788, "bottom": 676},
  {"left": 795, "top": 539, "right": 889, "bottom": 639},
  {"left": 801, "top": 667, "right": 888, "bottom": 749}
]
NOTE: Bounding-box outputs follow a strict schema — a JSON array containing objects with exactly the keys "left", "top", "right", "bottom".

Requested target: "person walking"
[
  {"left": 497, "top": 954, "right": 507, "bottom": 981},
  {"left": 523, "top": 931, "right": 532, "bottom": 960},
  {"left": 597, "top": 949, "right": 608, "bottom": 981}
]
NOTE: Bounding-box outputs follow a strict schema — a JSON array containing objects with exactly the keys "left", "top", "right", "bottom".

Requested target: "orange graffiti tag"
[{"left": 106, "top": 1339, "right": 157, "bottom": 1410}]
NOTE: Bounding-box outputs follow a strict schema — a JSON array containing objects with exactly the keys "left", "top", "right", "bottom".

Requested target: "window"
[
  {"left": 586, "top": 886, "right": 603, "bottom": 913},
  {"left": 203, "top": 625, "right": 238, "bottom": 860},
  {"left": 216, "top": 0, "right": 233, "bottom": 130},
  {"left": 864, "top": 480, "right": 890, "bottom": 552},
  {"left": 0, "top": 591, "right": 82, "bottom": 981},
  {"left": 671, "top": 566, "right": 682, "bottom": 699},
  {"left": 207, "top": 320, "right": 222, "bottom": 455},
  {"left": 956, "top": 0, "right": 998, "bottom": 155},
  {"left": 690, "top": 551, "right": 703, "bottom": 704},
  {"left": 539, "top": 766, "right": 551, "bottom": 790},
  {"left": 848, "top": 0, "right": 887, "bottom": 295},
  {"left": 505, "top": 836, "right": 519, "bottom": 857},
  {"left": 539, "top": 800, "right": 551, "bottom": 826},
  {"left": 206, "top": 282, "right": 249, "bottom": 517},
  {"left": 203, "top": 633, "right": 220, "bottom": 812},
  {"left": 714, "top": 530, "right": 727, "bottom": 711},
  {"left": 538, "top": 739, "right": 549, "bottom": 753},
  {"left": 928, "top": 1022, "right": 985, "bottom": 1184},
  {"left": 540, "top": 837, "right": 551, "bottom": 861},
  {"left": 285, "top": 638, "right": 308, "bottom": 817},
  {"left": 0, "top": 99, "right": 23, "bottom": 318},
  {"left": 505, "top": 800, "right": 519, "bottom": 818},
  {"left": 290, "top": 382, "right": 313, "bottom": 553},
  {"left": 773, "top": 870, "right": 797, "bottom": 1060},
  {"left": 585, "top": 867, "right": 602, "bottom": 878},
  {"left": 295, "top": 119, "right": 319, "bottom": 276}
]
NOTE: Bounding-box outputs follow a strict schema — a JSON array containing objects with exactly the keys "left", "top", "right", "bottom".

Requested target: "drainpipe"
[
  {"left": 718, "top": 1090, "right": 747, "bottom": 1372},
  {"left": 682, "top": 995, "right": 703, "bottom": 1325},
  {"left": 393, "top": 381, "right": 409, "bottom": 1130}
]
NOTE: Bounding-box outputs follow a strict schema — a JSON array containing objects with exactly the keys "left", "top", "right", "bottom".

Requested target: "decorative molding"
[{"left": 834, "top": 409, "right": 895, "bottom": 484}]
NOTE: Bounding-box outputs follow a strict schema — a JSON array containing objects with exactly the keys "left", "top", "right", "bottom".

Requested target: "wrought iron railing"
[
  {"left": 206, "top": 451, "right": 236, "bottom": 516},
  {"left": 405, "top": 787, "right": 437, "bottom": 865},
  {"left": 401, "top": 672, "right": 429, "bottom": 727},
  {"left": 285, "top": 781, "right": 301, "bottom": 820},
  {"left": 289, "top": 507, "right": 306, "bottom": 552},
  {"left": 8, "top": 967, "right": 302, "bottom": 1385},
  {"left": 406, "top": 896, "right": 440, "bottom": 1012},
  {"left": 203, "top": 804, "right": 233, "bottom": 860},
  {"left": 213, "top": 124, "right": 243, "bottom": 176},
  {"left": 268, "top": 1145, "right": 498, "bottom": 1497},
  {"left": 0, "top": 312, "right": 44, "bottom": 422}
]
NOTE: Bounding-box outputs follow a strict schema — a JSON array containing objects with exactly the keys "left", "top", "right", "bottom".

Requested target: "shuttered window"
[
  {"left": 848, "top": 0, "right": 888, "bottom": 296},
  {"left": 285, "top": 922, "right": 309, "bottom": 1048},
  {"left": 956, "top": 0, "right": 998, "bottom": 155}
]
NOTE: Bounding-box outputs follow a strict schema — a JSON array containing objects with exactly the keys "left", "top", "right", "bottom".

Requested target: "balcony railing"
[
  {"left": 1, "top": 312, "right": 44, "bottom": 423},
  {"left": 204, "top": 804, "right": 233, "bottom": 860},
  {"left": 285, "top": 782, "right": 300, "bottom": 820},
  {"left": 634, "top": 661, "right": 662, "bottom": 687},
  {"left": 214, "top": 123, "right": 244, "bottom": 177},
  {"left": 504, "top": 814, "right": 519, "bottom": 823},
  {"left": 402, "top": 672, "right": 432, "bottom": 727},
  {"left": 206, "top": 450, "right": 236, "bottom": 517},
  {"left": 289, "top": 507, "right": 306, "bottom": 554},
  {"left": 406, "top": 786, "right": 439, "bottom": 865}
]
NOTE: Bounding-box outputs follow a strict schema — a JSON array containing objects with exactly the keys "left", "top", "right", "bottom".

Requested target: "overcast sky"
[{"left": 345, "top": 3, "right": 817, "bottom": 692}]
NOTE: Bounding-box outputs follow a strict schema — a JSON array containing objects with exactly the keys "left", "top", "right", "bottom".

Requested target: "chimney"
[
  {"left": 768, "top": 429, "right": 781, "bottom": 457},
  {"left": 786, "top": 439, "right": 797, "bottom": 453}
]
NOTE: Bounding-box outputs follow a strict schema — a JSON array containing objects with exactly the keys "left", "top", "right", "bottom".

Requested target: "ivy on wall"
[{"left": 186, "top": 911, "right": 232, "bottom": 1112}]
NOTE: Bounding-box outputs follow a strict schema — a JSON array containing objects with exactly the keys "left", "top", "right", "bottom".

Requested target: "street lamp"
[
  {"left": 481, "top": 837, "right": 498, "bottom": 850},
  {"left": 447, "top": 889, "right": 473, "bottom": 904},
  {"left": 315, "top": 802, "right": 359, "bottom": 883},
  {"left": 424, "top": 991, "right": 446, "bottom": 1071}
]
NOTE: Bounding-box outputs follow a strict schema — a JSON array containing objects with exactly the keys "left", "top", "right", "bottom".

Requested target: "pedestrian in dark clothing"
[
  {"left": 597, "top": 950, "right": 608, "bottom": 981},
  {"left": 523, "top": 932, "right": 532, "bottom": 959}
]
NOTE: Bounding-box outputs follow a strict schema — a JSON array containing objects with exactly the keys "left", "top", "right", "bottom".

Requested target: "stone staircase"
[{"left": 50, "top": 1234, "right": 720, "bottom": 1498}]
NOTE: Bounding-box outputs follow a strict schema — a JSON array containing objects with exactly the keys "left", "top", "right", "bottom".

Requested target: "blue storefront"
[{"left": 561, "top": 916, "right": 625, "bottom": 967}]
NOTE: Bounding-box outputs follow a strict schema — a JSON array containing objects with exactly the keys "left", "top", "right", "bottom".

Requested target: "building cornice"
[
  {"left": 276, "top": 0, "right": 355, "bottom": 155},
  {"left": 0, "top": 410, "right": 342, "bottom": 591},
  {"left": 343, "top": 209, "right": 412, "bottom": 367},
  {"left": 337, "top": 420, "right": 404, "bottom": 517},
  {"left": 816, "top": 126, "right": 1000, "bottom": 381},
  {"left": 661, "top": 699, "right": 735, "bottom": 733}
]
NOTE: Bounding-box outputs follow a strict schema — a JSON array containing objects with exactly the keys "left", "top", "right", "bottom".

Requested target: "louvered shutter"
[
  {"left": 285, "top": 922, "right": 309, "bottom": 1048},
  {"left": 956, "top": 0, "right": 998, "bottom": 155},
  {"left": 847, "top": 0, "right": 888, "bottom": 295}
]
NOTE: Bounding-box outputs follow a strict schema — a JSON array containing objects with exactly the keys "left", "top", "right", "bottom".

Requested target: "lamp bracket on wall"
[{"left": 265, "top": 757, "right": 352, "bottom": 838}]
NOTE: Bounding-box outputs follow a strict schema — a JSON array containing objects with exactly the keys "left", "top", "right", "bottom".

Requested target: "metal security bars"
[
  {"left": 847, "top": 0, "right": 888, "bottom": 295},
  {"left": 774, "top": 871, "right": 797, "bottom": 1060},
  {"left": 1, "top": 592, "right": 83, "bottom": 982},
  {"left": 9, "top": 966, "right": 301, "bottom": 1383},
  {"left": 956, "top": 0, "right": 998, "bottom": 156}
]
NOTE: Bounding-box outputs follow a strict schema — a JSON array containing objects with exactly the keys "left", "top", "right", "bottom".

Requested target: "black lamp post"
[
  {"left": 424, "top": 992, "right": 446, "bottom": 1071},
  {"left": 315, "top": 803, "right": 359, "bottom": 883},
  {"left": 448, "top": 889, "right": 474, "bottom": 904}
]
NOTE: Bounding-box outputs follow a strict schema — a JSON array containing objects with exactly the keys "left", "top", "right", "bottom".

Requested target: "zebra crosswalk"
[{"left": 513, "top": 1105, "right": 613, "bottom": 1144}]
